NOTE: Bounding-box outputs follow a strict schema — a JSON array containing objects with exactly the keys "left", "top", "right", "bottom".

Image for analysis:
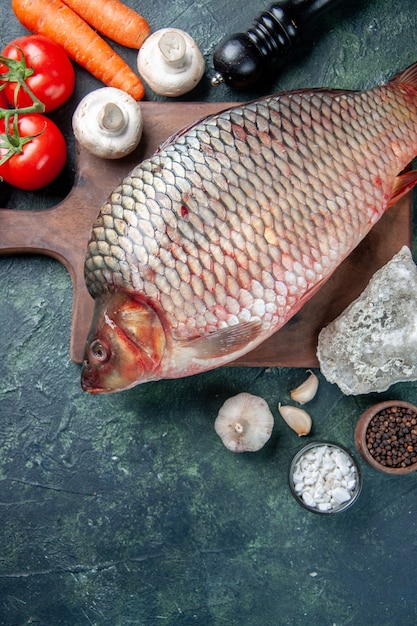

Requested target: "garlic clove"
[
  {"left": 290, "top": 370, "right": 319, "bottom": 404},
  {"left": 278, "top": 403, "right": 312, "bottom": 436}
]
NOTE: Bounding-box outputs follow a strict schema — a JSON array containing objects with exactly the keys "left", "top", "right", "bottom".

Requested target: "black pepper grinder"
[{"left": 212, "top": 0, "right": 342, "bottom": 88}]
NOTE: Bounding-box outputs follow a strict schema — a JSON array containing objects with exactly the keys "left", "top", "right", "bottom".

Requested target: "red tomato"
[
  {"left": 0, "top": 113, "right": 67, "bottom": 190},
  {"left": 0, "top": 35, "right": 75, "bottom": 112},
  {"left": 0, "top": 89, "right": 8, "bottom": 109}
]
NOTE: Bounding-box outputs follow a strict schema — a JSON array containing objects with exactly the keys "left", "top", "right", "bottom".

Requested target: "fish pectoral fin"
[
  {"left": 182, "top": 320, "right": 263, "bottom": 359},
  {"left": 387, "top": 170, "right": 417, "bottom": 208}
]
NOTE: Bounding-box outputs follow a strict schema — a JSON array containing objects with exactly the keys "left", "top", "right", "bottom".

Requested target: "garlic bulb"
[
  {"left": 290, "top": 370, "right": 319, "bottom": 404},
  {"left": 278, "top": 404, "right": 312, "bottom": 436},
  {"left": 214, "top": 392, "right": 274, "bottom": 453}
]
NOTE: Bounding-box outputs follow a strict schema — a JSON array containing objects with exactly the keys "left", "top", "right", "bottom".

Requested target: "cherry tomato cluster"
[{"left": 0, "top": 35, "right": 75, "bottom": 190}]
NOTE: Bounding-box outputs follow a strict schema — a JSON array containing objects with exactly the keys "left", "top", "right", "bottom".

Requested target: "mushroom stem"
[
  {"left": 99, "top": 102, "right": 127, "bottom": 133},
  {"left": 158, "top": 30, "right": 187, "bottom": 67}
]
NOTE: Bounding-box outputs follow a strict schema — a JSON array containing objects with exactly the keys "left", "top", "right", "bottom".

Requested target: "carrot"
[
  {"left": 62, "top": 0, "right": 151, "bottom": 49},
  {"left": 12, "top": 0, "right": 145, "bottom": 100}
]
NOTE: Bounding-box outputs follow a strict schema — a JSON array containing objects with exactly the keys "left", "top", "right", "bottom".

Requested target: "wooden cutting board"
[{"left": 0, "top": 102, "right": 412, "bottom": 366}]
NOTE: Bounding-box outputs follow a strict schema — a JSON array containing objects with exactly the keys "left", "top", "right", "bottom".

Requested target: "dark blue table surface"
[{"left": 1, "top": 1, "right": 417, "bottom": 624}]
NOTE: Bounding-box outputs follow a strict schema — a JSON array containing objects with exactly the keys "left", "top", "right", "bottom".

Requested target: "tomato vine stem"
[{"left": 0, "top": 48, "right": 46, "bottom": 166}]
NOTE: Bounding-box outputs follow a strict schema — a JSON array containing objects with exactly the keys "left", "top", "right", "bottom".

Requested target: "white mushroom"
[
  {"left": 137, "top": 28, "right": 205, "bottom": 97},
  {"left": 72, "top": 87, "right": 143, "bottom": 159},
  {"left": 214, "top": 392, "right": 274, "bottom": 453}
]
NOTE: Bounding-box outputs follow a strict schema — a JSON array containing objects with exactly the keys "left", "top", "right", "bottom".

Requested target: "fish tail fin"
[{"left": 390, "top": 61, "right": 417, "bottom": 89}]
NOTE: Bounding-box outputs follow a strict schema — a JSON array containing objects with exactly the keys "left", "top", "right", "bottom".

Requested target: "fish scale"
[{"left": 82, "top": 65, "right": 417, "bottom": 392}]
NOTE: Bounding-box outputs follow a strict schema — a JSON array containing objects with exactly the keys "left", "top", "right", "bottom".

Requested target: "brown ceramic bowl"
[{"left": 355, "top": 400, "right": 417, "bottom": 474}]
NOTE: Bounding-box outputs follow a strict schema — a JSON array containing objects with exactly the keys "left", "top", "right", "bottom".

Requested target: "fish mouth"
[
  {"left": 81, "top": 381, "right": 109, "bottom": 394},
  {"left": 80, "top": 361, "right": 142, "bottom": 394},
  {"left": 80, "top": 362, "right": 110, "bottom": 394},
  {"left": 80, "top": 379, "right": 106, "bottom": 394}
]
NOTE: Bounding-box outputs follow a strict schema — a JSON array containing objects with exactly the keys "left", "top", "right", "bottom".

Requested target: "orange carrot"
[
  {"left": 12, "top": 0, "right": 145, "bottom": 100},
  {"left": 62, "top": 0, "right": 151, "bottom": 49}
]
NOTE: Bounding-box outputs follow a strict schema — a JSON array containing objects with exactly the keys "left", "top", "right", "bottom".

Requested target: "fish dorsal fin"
[
  {"left": 387, "top": 170, "right": 417, "bottom": 208},
  {"left": 391, "top": 62, "right": 417, "bottom": 90},
  {"left": 181, "top": 320, "right": 263, "bottom": 359}
]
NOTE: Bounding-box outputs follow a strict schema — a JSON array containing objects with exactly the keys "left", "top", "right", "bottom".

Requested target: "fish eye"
[{"left": 89, "top": 340, "right": 109, "bottom": 363}]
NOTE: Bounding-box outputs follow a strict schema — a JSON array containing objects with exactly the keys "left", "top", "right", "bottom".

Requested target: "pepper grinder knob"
[{"left": 212, "top": 0, "right": 341, "bottom": 88}]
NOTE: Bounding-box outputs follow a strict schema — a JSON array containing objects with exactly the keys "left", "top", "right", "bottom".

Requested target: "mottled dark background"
[{"left": 1, "top": 1, "right": 417, "bottom": 625}]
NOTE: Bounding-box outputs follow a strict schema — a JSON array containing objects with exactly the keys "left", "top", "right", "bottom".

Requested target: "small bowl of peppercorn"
[{"left": 355, "top": 400, "right": 417, "bottom": 474}]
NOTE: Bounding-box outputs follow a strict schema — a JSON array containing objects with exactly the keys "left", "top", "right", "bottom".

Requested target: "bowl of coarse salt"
[{"left": 288, "top": 441, "right": 362, "bottom": 514}]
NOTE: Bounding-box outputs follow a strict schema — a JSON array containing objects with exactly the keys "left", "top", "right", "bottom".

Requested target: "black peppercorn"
[{"left": 364, "top": 406, "right": 417, "bottom": 468}]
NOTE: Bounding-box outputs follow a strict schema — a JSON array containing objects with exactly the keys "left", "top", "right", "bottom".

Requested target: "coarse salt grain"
[{"left": 291, "top": 444, "right": 358, "bottom": 511}]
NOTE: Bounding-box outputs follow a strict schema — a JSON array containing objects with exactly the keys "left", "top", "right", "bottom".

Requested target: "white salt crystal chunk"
[
  {"left": 331, "top": 487, "right": 352, "bottom": 505},
  {"left": 313, "top": 486, "right": 325, "bottom": 498},
  {"left": 292, "top": 470, "right": 304, "bottom": 483},
  {"left": 318, "top": 247, "right": 417, "bottom": 394},
  {"left": 322, "top": 457, "right": 335, "bottom": 470},
  {"left": 334, "top": 451, "right": 351, "bottom": 472},
  {"left": 304, "top": 473, "right": 318, "bottom": 486},
  {"left": 302, "top": 491, "right": 316, "bottom": 508},
  {"left": 318, "top": 501, "right": 332, "bottom": 512}
]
